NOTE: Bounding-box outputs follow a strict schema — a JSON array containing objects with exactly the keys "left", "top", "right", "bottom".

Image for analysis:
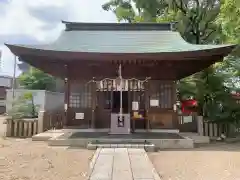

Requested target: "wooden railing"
[
  {"left": 6, "top": 119, "right": 38, "bottom": 137},
  {"left": 178, "top": 114, "right": 237, "bottom": 138},
  {"left": 38, "top": 110, "right": 65, "bottom": 132},
  {"left": 177, "top": 114, "right": 236, "bottom": 138},
  {"left": 42, "top": 111, "right": 64, "bottom": 131},
  {"left": 178, "top": 114, "right": 198, "bottom": 132},
  {"left": 202, "top": 121, "right": 232, "bottom": 137},
  {"left": 5, "top": 110, "right": 65, "bottom": 138}
]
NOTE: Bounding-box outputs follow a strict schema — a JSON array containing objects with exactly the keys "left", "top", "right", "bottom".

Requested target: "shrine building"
[{"left": 6, "top": 21, "right": 236, "bottom": 134}]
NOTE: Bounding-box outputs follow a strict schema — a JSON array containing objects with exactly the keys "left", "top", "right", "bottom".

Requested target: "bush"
[{"left": 8, "top": 92, "right": 39, "bottom": 120}]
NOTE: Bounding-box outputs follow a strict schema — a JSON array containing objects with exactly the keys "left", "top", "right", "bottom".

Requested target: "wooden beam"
[
  {"left": 145, "top": 80, "right": 150, "bottom": 132},
  {"left": 64, "top": 64, "right": 70, "bottom": 127},
  {"left": 172, "top": 81, "right": 178, "bottom": 129},
  {"left": 91, "top": 78, "right": 96, "bottom": 128}
]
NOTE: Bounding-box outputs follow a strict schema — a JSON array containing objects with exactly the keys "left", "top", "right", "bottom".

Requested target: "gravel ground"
[
  {"left": 0, "top": 116, "right": 94, "bottom": 180},
  {"left": 0, "top": 138, "right": 94, "bottom": 180},
  {"left": 149, "top": 143, "right": 240, "bottom": 180}
]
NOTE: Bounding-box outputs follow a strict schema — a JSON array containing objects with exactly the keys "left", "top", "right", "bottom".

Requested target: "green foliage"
[
  {"left": 8, "top": 92, "right": 39, "bottom": 120},
  {"left": 102, "top": 0, "right": 168, "bottom": 22},
  {"left": 18, "top": 67, "right": 56, "bottom": 90},
  {"left": 103, "top": 0, "right": 240, "bottom": 123},
  {"left": 103, "top": 0, "right": 222, "bottom": 43},
  {"left": 218, "top": 0, "right": 240, "bottom": 44}
]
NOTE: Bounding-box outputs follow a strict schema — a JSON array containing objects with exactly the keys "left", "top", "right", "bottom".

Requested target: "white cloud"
[{"left": 0, "top": 0, "right": 116, "bottom": 76}]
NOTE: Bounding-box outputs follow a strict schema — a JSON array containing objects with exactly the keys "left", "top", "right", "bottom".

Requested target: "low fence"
[
  {"left": 38, "top": 110, "right": 65, "bottom": 132},
  {"left": 178, "top": 114, "right": 198, "bottom": 132},
  {"left": 178, "top": 115, "right": 238, "bottom": 138},
  {"left": 5, "top": 110, "right": 65, "bottom": 138},
  {"left": 6, "top": 119, "right": 38, "bottom": 137},
  {"left": 202, "top": 121, "right": 238, "bottom": 138},
  {"left": 202, "top": 121, "right": 229, "bottom": 137}
]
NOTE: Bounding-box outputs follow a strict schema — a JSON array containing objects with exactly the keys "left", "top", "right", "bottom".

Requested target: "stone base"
[
  {"left": 32, "top": 130, "right": 64, "bottom": 141},
  {"left": 180, "top": 133, "right": 210, "bottom": 144},
  {"left": 47, "top": 132, "right": 194, "bottom": 149},
  {"left": 87, "top": 143, "right": 156, "bottom": 152}
]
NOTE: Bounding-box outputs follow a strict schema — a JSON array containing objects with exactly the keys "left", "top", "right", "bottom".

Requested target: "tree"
[
  {"left": 102, "top": 0, "right": 169, "bottom": 22},
  {"left": 218, "top": 0, "right": 240, "bottom": 44},
  {"left": 216, "top": 0, "right": 240, "bottom": 87},
  {"left": 103, "top": 0, "right": 222, "bottom": 43},
  {"left": 18, "top": 67, "right": 56, "bottom": 91},
  {"left": 103, "top": 0, "right": 239, "bottom": 123}
]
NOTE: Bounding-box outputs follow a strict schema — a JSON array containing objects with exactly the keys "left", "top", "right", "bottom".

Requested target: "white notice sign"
[
  {"left": 183, "top": 116, "right": 193, "bottom": 123},
  {"left": 132, "top": 101, "right": 139, "bottom": 111},
  {"left": 150, "top": 99, "right": 159, "bottom": 107},
  {"left": 75, "top": 113, "right": 84, "bottom": 120}
]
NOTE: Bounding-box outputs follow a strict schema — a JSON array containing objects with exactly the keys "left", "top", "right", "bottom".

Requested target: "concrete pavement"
[{"left": 89, "top": 148, "right": 161, "bottom": 180}]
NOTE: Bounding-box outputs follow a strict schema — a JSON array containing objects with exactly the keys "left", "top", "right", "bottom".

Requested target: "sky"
[{"left": 0, "top": 0, "right": 117, "bottom": 76}]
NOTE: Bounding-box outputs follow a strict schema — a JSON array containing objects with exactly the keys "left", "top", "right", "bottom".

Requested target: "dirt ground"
[
  {"left": 149, "top": 143, "right": 240, "bottom": 180},
  {"left": 0, "top": 116, "right": 94, "bottom": 180},
  {"left": 2, "top": 115, "right": 240, "bottom": 180},
  {"left": 0, "top": 139, "right": 94, "bottom": 180}
]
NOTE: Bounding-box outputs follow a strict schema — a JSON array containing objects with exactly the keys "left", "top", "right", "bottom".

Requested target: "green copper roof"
[
  {"left": 9, "top": 30, "right": 234, "bottom": 53},
  {"left": 5, "top": 22, "right": 237, "bottom": 80}
]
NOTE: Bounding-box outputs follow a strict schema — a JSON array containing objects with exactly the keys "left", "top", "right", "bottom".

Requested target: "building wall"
[
  {"left": 0, "top": 76, "right": 12, "bottom": 114},
  {"left": 44, "top": 91, "right": 64, "bottom": 111},
  {"left": 6, "top": 89, "right": 64, "bottom": 114},
  {"left": 0, "top": 87, "right": 7, "bottom": 114},
  {"left": 0, "top": 76, "right": 12, "bottom": 88},
  {"left": 148, "top": 80, "right": 177, "bottom": 129},
  {"left": 67, "top": 79, "right": 177, "bottom": 129}
]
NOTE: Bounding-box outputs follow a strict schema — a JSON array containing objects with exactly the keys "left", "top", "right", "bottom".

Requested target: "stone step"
[{"left": 87, "top": 143, "right": 156, "bottom": 152}]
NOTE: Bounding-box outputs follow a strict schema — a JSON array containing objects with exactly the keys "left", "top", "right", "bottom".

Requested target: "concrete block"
[
  {"left": 117, "top": 144, "right": 125, "bottom": 148},
  {"left": 130, "top": 144, "right": 139, "bottom": 148},
  {"left": 144, "top": 144, "right": 156, "bottom": 152},
  {"left": 87, "top": 143, "right": 97, "bottom": 150},
  {"left": 150, "top": 138, "right": 194, "bottom": 149},
  {"left": 137, "top": 144, "right": 145, "bottom": 148},
  {"left": 104, "top": 144, "right": 111, "bottom": 148},
  {"left": 110, "top": 144, "right": 117, "bottom": 148},
  {"left": 123, "top": 144, "right": 131, "bottom": 148}
]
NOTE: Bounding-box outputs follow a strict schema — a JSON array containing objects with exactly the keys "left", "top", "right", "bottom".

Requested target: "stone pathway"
[{"left": 89, "top": 148, "right": 161, "bottom": 180}]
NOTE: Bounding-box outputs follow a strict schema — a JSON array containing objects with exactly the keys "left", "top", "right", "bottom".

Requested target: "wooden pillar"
[
  {"left": 172, "top": 81, "right": 178, "bottom": 129},
  {"left": 145, "top": 80, "right": 150, "bottom": 132},
  {"left": 128, "top": 80, "right": 133, "bottom": 132},
  {"left": 110, "top": 80, "right": 114, "bottom": 129},
  {"left": 64, "top": 64, "right": 70, "bottom": 127},
  {"left": 91, "top": 78, "right": 96, "bottom": 128}
]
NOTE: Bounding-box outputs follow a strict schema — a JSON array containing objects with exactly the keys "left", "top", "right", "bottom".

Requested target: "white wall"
[
  {"left": 6, "top": 89, "right": 64, "bottom": 113},
  {"left": 44, "top": 91, "right": 64, "bottom": 111},
  {"left": 0, "top": 76, "right": 12, "bottom": 88}
]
